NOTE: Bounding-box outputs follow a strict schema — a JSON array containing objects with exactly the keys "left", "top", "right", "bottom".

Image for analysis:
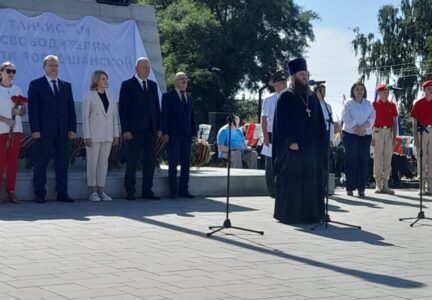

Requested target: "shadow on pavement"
[
  {"left": 0, "top": 197, "right": 425, "bottom": 289},
  {"left": 295, "top": 225, "right": 395, "bottom": 246},
  {"left": 0, "top": 197, "right": 255, "bottom": 222},
  {"left": 140, "top": 217, "right": 424, "bottom": 289}
]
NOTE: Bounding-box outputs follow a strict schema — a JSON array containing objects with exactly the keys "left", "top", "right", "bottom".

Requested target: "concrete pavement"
[{"left": 0, "top": 187, "right": 431, "bottom": 299}]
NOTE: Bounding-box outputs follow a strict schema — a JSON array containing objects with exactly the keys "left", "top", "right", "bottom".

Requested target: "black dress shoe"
[
  {"left": 35, "top": 197, "right": 46, "bottom": 203},
  {"left": 126, "top": 194, "right": 136, "bottom": 200},
  {"left": 178, "top": 192, "right": 194, "bottom": 198},
  {"left": 141, "top": 192, "right": 160, "bottom": 200},
  {"left": 56, "top": 195, "right": 74, "bottom": 202},
  {"left": 169, "top": 193, "right": 178, "bottom": 199}
]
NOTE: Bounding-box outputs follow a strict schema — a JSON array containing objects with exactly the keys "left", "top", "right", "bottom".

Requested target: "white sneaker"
[
  {"left": 98, "top": 192, "right": 112, "bottom": 201},
  {"left": 89, "top": 192, "right": 101, "bottom": 202}
]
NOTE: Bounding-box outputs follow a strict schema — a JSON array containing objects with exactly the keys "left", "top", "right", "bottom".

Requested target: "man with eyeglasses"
[
  {"left": 28, "top": 55, "right": 77, "bottom": 203},
  {"left": 161, "top": 72, "right": 197, "bottom": 199}
]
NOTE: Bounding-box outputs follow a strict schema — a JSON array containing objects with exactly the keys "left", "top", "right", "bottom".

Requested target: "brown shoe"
[
  {"left": 358, "top": 191, "right": 366, "bottom": 199},
  {"left": 7, "top": 191, "right": 19, "bottom": 204}
]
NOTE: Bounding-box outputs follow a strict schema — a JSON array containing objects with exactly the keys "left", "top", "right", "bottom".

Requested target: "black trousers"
[
  {"left": 33, "top": 135, "right": 69, "bottom": 197},
  {"left": 167, "top": 135, "right": 192, "bottom": 195},
  {"left": 124, "top": 131, "right": 157, "bottom": 196},
  {"left": 342, "top": 131, "right": 371, "bottom": 192}
]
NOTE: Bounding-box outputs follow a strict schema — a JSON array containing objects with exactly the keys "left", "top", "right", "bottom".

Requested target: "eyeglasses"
[{"left": 4, "top": 69, "right": 16, "bottom": 74}]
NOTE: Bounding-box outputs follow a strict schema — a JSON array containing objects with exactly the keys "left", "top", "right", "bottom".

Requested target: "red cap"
[
  {"left": 376, "top": 83, "right": 387, "bottom": 92},
  {"left": 422, "top": 80, "right": 432, "bottom": 89}
]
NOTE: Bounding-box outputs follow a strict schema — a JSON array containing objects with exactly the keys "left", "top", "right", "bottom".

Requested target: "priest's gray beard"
[{"left": 292, "top": 77, "right": 309, "bottom": 96}]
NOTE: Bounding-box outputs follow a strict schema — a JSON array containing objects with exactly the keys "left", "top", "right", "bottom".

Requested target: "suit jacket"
[
  {"left": 28, "top": 76, "right": 77, "bottom": 137},
  {"left": 161, "top": 89, "right": 196, "bottom": 138},
  {"left": 118, "top": 76, "right": 160, "bottom": 135},
  {"left": 82, "top": 90, "right": 119, "bottom": 142}
]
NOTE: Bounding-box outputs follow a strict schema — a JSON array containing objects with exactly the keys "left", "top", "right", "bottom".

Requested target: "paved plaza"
[{"left": 0, "top": 187, "right": 432, "bottom": 299}]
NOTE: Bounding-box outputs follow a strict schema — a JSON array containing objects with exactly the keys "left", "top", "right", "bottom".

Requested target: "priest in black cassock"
[{"left": 272, "top": 58, "right": 327, "bottom": 224}]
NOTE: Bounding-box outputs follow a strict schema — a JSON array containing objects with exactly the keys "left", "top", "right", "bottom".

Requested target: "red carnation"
[
  {"left": 7, "top": 95, "right": 28, "bottom": 147},
  {"left": 11, "top": 95, "right": 28, "bottom": 105}
]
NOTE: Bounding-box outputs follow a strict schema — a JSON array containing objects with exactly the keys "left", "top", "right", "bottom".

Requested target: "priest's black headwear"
[{"left": 287, "top": 58, "right": 307, "bottom": 75}]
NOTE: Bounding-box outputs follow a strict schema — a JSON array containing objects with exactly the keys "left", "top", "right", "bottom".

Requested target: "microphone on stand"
[{"left": 309, "top": 79, "right": 326, "bottom": 86}]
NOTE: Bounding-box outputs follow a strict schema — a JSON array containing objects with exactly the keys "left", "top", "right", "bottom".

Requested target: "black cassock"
[{"left": 272, "top": 88, "right": 327, "bottom": 224}]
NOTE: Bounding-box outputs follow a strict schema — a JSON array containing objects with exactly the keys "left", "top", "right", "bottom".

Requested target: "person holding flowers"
[{"left": 0, "top": 61, "right": 27, "bottom": 204}]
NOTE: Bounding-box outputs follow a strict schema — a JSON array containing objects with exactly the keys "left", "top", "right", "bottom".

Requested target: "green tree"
[
  {"left": 352, "top": 0, "right": 432, "bottom": 132},
  {"left": 138, "top": 0, "right": 317, "bottom": 124}
]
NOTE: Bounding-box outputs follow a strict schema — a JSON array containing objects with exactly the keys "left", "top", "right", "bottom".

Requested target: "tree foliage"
[
  {"left": 138, "top": 0, "right": 317, "bottom": 123},
  {"left": 352, "top": 0, "right": 432, "bottom": 125}
]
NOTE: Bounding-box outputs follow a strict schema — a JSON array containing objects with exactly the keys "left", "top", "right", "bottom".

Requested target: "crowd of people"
[
  {"left": 0, "top": 55, "right": 197, "bottom": 203},
  {"left": 262, "top": 57, "right": 432, "bottom": 224},
  {"left": 2, "top": 54, "right": 432, "bottom": 227}
]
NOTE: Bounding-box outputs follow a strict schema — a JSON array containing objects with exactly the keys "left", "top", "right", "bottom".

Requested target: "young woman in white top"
[
  {"left": 82, "top": 70, "right": 119, "bottom": 201},
  {"left": 0, "top": 61, "right": 26, "bottom": 204}
]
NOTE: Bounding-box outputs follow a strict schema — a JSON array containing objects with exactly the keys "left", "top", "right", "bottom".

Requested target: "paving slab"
[{"left": 0, "top": 187, "right": 431, "bottom": 299}]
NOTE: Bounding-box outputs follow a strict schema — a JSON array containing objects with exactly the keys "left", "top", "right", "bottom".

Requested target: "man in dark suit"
[
  {"left": 28, "top": 55, "right": 77, "bottom": 203},
  {"left": 119, "top": 57, "right": 161, "bottom": 200},
  {"left": 161, "top": 72, "right": 197, "bottom": 198}
]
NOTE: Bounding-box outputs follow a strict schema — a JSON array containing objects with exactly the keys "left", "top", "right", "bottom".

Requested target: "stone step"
[{"left": 3, "top": 166, "right": 267, "bottom": 201}]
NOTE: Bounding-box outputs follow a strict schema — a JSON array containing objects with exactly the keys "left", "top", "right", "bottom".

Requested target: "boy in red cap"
[
  {"left": 411, "top": 80, "right": 432, "bottom": 195},
  {"left": 372, "top": 83, "right": 398, "bottom": 194}
]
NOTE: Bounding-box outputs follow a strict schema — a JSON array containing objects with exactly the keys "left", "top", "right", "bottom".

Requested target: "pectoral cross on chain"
[{"left": 306, "top": 108, "right": 311, "bottom": 117}]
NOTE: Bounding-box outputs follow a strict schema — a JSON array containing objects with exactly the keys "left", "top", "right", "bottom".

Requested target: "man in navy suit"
[
  {"left": 161, "top": 72, "right": 197, "bottom": 198},
  {"left": 119, "top": 57, "right": 161, "bottom": 200},
  {"left": 28, "top": 55, "right": 77, "bottom": 203}
]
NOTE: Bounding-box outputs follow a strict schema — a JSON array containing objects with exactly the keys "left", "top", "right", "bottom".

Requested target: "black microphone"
[
  {"left": 309, "top": 80, "right": 326, "bottom": 86},
  {"left": 389, "top": 85, "right": 402, "bottom": 91},
  {"left": 210, "top": 67, "right": 222, "bottom": 73}
]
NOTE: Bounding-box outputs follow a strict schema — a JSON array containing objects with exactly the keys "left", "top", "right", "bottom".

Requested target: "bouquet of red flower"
[{"left": 7, "top": 95, "right": 28, "bottom": 147}]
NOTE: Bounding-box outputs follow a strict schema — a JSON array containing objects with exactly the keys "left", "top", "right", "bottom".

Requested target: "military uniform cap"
[{"left": 269, "top": 70, "right": 289, "bottom": 86}]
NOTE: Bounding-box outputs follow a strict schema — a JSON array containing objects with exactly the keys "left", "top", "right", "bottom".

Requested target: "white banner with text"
[{"left": 0, "top": 8, "right": 160, "bottom": 101}]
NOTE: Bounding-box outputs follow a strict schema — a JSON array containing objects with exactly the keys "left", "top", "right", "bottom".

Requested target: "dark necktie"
[
  {"left": 52, "top": 80, "right": 59, "bottom": 98},
  {"left": 143, "top": 80, "right": 148, "bottom": 93},
  {"left": 181, "top": 91, "right": 187, "bottom": 103}
]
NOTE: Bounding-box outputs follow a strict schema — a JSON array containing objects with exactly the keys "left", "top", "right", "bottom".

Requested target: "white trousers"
[{"left": 86, "top": 142, "right": 112, "bottom": 187}]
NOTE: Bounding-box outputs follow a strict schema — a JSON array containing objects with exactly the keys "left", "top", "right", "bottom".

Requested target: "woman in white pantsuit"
[{"left": 83, "top": 70, "right": 119, "bottom": 201}]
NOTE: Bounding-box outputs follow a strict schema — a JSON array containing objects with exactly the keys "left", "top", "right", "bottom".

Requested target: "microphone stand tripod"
[
  {"left": 207, "top": 116, "right": 264, "bottom": 237},
  {"left": 311, "top": 90, "right": 361, "bottom": 230},
  {"left": 399, "top": 123, "right": 432, "bottom": 226}
]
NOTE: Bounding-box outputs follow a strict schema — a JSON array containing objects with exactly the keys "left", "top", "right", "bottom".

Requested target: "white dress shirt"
[
  {"left": 45, "top": 75, "right": 58, "bottom": 94},
  {"left": 342, "top": 98, "right": 376, "bottom": 135},
  {"left": 261, "top": 92, "right": 280, "bottom": 133},
  {"left": 134, "top": 74, "right": 148, "bottom": 90},
  {"left": 320, "top": 100, "right": 334, "bottom": 142}
]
